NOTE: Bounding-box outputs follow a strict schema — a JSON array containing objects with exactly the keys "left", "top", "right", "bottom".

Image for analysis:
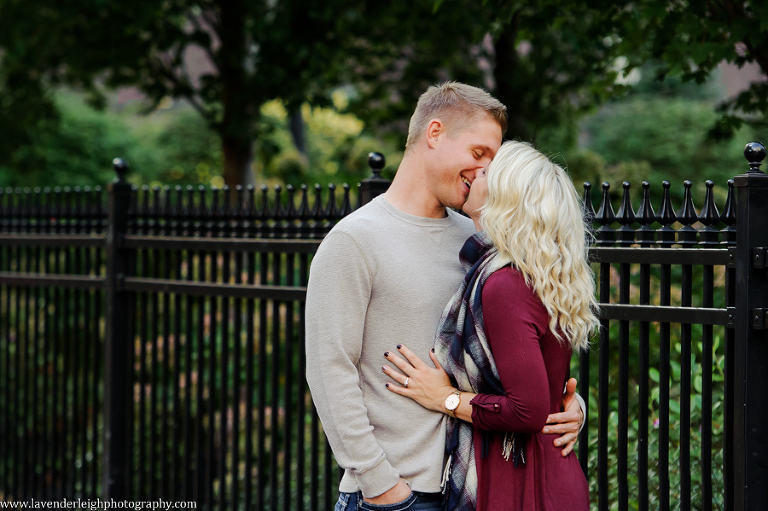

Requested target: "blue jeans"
[{"left": 334, "top": 491, "right": 444, "bottom": 511}]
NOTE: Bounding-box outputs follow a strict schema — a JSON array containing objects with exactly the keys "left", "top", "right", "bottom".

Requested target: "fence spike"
[
  {"left": 233, "top": 185, "right": 245, "bottom": 237},
  {"left": 356, "top": 183, "right": 363, "bottom": 210},
  {"left": 582, "top": 182, "right": 595, "bottom": 224},
  {"left": 617, "top": 182, "right": 635, "bottom": 223},
  {"left": 196, "top": 186, "right": 207, "bottom": 237},
  {"left": 596, "top": 182, "right": 615, "bottom": 245},
  {"left": 273, "top": 185, "right": 284, "bottom": 219},
  {"left": 658, "top": 181, "right": 676, "bottom": 225},
  {"left": 657, "top": 181, "right": 677, "bottom": 246},
  {"left": 636, "top": 181, "right": 656, "bottom": 245},
  {"left": 699, "top": 180, "right": 720, "bottom": 246},
  {"left": 637, "top": 181, "right": 655, "bottom": 225},
  {"left": 616, "top": 182, "right": 635, "bottom": 246},
  {"left": 677, "top": 181, "right": 698, "bottom": 246},
  {"left": 597, "top": 182, "right": 615, "bottom": 223},
  {"left": 340, "top": 184, "right": 352, "bottom": 217},
  {"left": 222, "top": 184, "right": 231, "bottom": 212},
  {"left": 259, "top": 185, "right": 269, "bottom": 220},
  {"left": 312, "top": 184, "right": 323, "bottom": 220},
  {"left": 326, "top": 183, "right": 338, "bottom": 219},
  {"left": 286, "top": 185, "right": 297, "bottom": 218},
  {"left": 286, "top": 185, "right": 298, "bottom": 237},
  {"left": 210, "top": 186, "right": 221, "bottom": 236},
  {"left": 721, "top": 179, "right": 737, "bottom": 245},
  {"left": 678, "top": 181, "right": 697, "bottom": 226},
  {"left": 699, "top": 181, "right": 720, "bottom": 226},
  {"left": 297, "top": 184, "right": 311, "bottom": 237},
  {"left": 298, "top": 184, "right": 310, "bottom": 219},
  {"left": 222, "top": 185, "right": 233, "bottom": 236}
]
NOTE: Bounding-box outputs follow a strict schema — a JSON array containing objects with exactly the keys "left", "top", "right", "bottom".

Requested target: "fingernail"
[
  {"left": 385, "top": 383, "right": 390, "bottom": 388},
  {"left": 543, "top": 428, "right": 549, "bottom": 434},
  {"left": 384, "top": 351, "right": 389, "bottom": 357},
  {"left": 397, "top": 344, "right": 402, "bottom": 349},
  {"left": 431, "top": 348, "right": 435, "bottom": 353},
  {"left": 382, "top": 366, "right": 386, "bottom": 372}
]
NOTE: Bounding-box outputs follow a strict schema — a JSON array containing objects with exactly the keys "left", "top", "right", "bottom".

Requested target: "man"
[{"left": 305, "top": 82, "right": 584, "bottom": 510}]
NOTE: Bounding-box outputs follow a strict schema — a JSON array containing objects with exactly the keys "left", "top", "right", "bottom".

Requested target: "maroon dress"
[{"left": 468, "top": 266, "right": 590, "bottom": 511}]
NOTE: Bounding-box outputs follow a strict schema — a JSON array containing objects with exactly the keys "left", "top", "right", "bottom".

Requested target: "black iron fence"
[{"left": 1, "top": 144, "right": 767, "bottom": 510}]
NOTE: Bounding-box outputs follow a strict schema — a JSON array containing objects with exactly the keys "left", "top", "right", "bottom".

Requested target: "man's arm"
[
  {"left": 304, "top": 230, "right": 401, "bottom": 499},
  {"left": 542, "top": 378, "right": 585, "bottom": 456}
]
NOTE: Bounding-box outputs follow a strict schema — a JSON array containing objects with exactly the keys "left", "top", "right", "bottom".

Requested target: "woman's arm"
[
  {"left": 467, "top": 269, "right": 551, "bottom": 433},
  {"left": 383, "top": 343, "right": 583, "bottom": 453}
]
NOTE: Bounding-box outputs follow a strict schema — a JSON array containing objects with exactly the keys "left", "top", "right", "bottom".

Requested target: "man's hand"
[
  {"left": 541, "top": 377, "right": 583, "bottom": 457},
  {"left": 363, "top": 478, "right": 412, "bottom": 505}
]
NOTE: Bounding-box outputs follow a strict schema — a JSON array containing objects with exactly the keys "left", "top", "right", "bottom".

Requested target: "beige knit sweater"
[{"left": 305, "top": 195, "right": 476, "bottom": 498}]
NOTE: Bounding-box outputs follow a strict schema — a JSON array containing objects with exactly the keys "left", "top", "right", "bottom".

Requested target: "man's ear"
[{"left": 425, "top": 119, "right": 444, "bottom": 149}]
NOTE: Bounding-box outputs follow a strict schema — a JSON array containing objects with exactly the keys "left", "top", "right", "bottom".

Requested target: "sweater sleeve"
[
  {"left": 469, "top": 269, "right": 551, "bottom": 433},
  {"left": 304, "top": 230, "right": 400, "bottom": 498}
]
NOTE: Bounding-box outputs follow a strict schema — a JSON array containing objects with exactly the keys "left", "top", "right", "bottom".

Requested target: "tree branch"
[{"left": 186, "top": 12, "right": 220, "bottom": 71}]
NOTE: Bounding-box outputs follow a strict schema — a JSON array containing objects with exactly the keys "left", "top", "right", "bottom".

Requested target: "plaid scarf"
[{"left": 435, "top": 231, "right": 526, "bottom": 511}]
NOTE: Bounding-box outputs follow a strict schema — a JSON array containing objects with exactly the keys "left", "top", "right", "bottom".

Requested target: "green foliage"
[
  {"left": 0, "top": 91, "right": 137, "bottom": 188},
  {"left": 0, "top": 0, "right": 406, "bottom": 185},
  {"left": 616, "top": 0, "right": 768, "bottom": 140},
  {"left": 0, "top": 90, "right": 399, "bottom": 191},
  {"left": 577, "top": 96, "right": 766, "bottom": 204}
]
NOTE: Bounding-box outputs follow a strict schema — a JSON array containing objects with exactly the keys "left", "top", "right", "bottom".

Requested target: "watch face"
[{"left": 445, "top": 394, "right": 460, "bottom": 410}]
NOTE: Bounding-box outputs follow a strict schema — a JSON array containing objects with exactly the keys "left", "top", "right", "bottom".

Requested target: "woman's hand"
[{"left": 383, "top": 344, "right": 455, "bottom": 413}]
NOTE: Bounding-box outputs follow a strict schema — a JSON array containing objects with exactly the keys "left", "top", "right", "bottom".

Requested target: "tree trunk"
[
  {"left": 218, "top": 0, "right": 255, "bottom": 188},
  {"left": 222, "top": 133, "right": 254, "bottom": 189},
  {"left": 289, "top": 109, "right": 307, "bottom": 158},
  {"left": 493, "top": 17, "right": 532, "bottom": 142}
]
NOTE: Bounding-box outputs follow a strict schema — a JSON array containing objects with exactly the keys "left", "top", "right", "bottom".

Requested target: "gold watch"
[{"left": 444, "top": 390, "right": 461, "bottom": 417}]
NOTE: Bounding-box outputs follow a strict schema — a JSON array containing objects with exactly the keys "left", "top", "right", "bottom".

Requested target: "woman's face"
[{"left": 461, "top": 166, "right": 488, "bottom": 223}]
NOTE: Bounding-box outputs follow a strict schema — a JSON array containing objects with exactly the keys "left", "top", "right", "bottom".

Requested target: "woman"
[{"left": 383, "top": 140, "right": 599, "bottom": 510}]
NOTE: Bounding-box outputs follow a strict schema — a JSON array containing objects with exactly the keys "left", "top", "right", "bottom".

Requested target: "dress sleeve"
[
  {"left": 304, "top": 230, "right": 400, "bottom": 498},
  {"left": 469, "top": 268, "right": 551, "bottom": 433}
]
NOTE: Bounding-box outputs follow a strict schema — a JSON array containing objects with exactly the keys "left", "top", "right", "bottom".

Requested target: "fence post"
[
  {"left": 358, "top": 152, "right": 390, "bottom": 205},
  {"left": 103, "top": 158, "right": 133, "bottom": 499},
  {"left": 732, "top": 141, "right": 768, "bottom": 511}
]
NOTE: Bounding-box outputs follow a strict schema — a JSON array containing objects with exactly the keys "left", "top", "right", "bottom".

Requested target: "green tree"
[
  {"left": 0, "top": 0, "right": 371, "bottom": 187},
  {"left": 0, "top": 0, "right": 638, "bottom": 185},
  {"left": 619, "top": 0, "right": 768, "bottom": 139},
  {"left": 337, "top": 0, "right": 630, "bottom": 146}
]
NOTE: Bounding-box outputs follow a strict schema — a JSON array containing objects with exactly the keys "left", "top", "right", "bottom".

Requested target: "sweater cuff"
[
  {"left": 575, "top": 392, "right": 586, "bottom": 433},
  {"left": 355, "top": 458, "right": 401, "bottom": 499}
]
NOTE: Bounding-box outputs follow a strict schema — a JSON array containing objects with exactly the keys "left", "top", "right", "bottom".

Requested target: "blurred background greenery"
[{"left": 0, "top": 0, "right": 766, "bottom": 203}]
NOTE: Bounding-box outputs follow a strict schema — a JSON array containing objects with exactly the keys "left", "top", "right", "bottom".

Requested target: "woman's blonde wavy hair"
[{"left": 481, "top": 140, "right": 599, "bottom": 352}]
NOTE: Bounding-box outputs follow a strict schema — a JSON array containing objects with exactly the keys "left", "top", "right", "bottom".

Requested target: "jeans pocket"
[
  {"left": 358, "top": 491, "right": 417, "bottom": 511},
  {"left": 335, "top": 492, "right": 353, "bottom": 511}
]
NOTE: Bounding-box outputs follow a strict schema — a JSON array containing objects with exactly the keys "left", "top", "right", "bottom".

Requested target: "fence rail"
[{"left": 1, "top": 145, "right": 767, "bottom": 510}]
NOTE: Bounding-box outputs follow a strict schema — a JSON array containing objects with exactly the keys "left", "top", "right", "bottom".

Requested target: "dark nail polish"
[
  {"left": 431, "top": 348, "right": 435, "bottom": 353},
  {"left": 384, "top": 351, "right": 389, "bottom": 357},
  {"left": 397, "top": 344, "right": 402, "bottom": 349},
  {"left": 385, "top": 383, "right": 389, "bottom": 388}
]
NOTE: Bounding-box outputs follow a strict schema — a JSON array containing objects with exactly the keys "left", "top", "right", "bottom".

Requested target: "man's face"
[
  {"left": 428, "top": 115, "right": 502, "bottom": 210},
  {"left": 461, "top": 166, "right": 488, "bottom": 222}
]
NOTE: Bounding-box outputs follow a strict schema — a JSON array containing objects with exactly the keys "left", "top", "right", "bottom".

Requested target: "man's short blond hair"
[{"left": 405, "top": 81, "right": 507, "bottom": 150}]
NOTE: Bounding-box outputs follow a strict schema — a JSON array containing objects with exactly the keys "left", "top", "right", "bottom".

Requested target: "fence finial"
[
  {"left": 744, "top": 141, "right": 765, "bottom": 174},
  {"left": 112, "top": 158, "right": 129, "bottom": 183},
  {"left": 367, "top": 152, "right": 386, "bottom": 179}
]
